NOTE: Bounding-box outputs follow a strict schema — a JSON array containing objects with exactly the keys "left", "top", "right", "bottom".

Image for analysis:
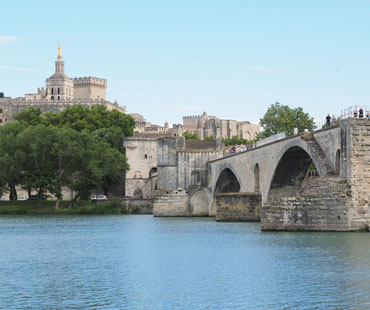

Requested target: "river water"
[{"left": 0, "top": 215, "right": 369, "bottom": 310}]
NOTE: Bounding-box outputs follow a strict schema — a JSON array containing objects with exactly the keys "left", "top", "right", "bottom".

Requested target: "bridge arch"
[
  {"left": 209, "top": 167, "right": 241, "bottom": 216},
  {"left": 267, "top": 145, "right": 316, "bottom": 202}
]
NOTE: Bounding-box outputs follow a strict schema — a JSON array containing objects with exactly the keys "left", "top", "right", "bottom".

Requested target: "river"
[{"left": 0, "top": 215, "right": 369, "bottom": 309}]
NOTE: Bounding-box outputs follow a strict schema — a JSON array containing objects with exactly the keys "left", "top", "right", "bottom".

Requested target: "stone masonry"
[
  {"left": 215, "top": 192, "right": 261, "bottom": 222},
  {"left": 345, "top": 119, "right": 370, "bottom": 229},
  {"left": 261, "top": 176, "right": 352, "bottom": 231}
]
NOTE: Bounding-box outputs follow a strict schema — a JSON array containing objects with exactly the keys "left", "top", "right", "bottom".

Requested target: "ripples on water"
[{"left": 0, "top": 215, "right": 369, "bottom": 310}]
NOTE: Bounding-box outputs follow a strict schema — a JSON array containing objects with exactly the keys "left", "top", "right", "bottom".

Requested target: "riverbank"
[{"left": 0, "top": 200, "right": 133, "bottom": 215}]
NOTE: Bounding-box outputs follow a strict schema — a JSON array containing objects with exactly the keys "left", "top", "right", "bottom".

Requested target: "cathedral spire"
[{"left": 57, "top": 44, "right": 62, "bottom": 60}]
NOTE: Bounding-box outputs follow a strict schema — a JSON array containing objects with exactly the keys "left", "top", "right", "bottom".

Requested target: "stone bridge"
[
  {"left": 153, "top": 119, "right": 369, "bottom": 231},
  {"left": 208, "top": 125, "right": 342, "bottom": 215},
  {"left": 207, "top": 119, "right": 370, "bottom": 230}
]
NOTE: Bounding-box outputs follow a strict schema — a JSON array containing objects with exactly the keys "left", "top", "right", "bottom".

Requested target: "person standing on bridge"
[
  {"left": 359, "top": 107, "right": 364, "bottom": 118},
  {"left": 326, "top": 114, "right": 331, "bottom": 127}
]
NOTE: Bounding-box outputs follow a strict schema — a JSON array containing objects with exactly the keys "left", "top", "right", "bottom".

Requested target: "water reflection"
[{"left": 0, "top": 215, "right": 369, "bottom": 310}]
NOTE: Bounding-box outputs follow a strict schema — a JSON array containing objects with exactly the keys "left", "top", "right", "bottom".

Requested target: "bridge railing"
[
  {"left": 256, "top": 132, "right": 286, "bottom": 147},
  {"left": 341, "top": 105, "right": 370, "bottom": 119},
  {"left": 314, "top": 105, "right": 370, "bottom": 130}
]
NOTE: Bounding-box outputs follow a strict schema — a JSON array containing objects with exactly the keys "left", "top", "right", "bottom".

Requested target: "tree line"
[{"left": 0, "top": 105, "right": 135, "bottom": 207}]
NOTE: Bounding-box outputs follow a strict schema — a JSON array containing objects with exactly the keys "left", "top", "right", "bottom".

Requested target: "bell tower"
[{"left": 45, "top": 44, "right": 74, "bottom": 100}]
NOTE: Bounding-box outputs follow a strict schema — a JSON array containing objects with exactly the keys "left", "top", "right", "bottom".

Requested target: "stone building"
[
  {"left": 123, "top": 126, "right": 184, "bottom": 200},
  {"left": 129, "top": 112, "right": 183, "bottom": 136},
  {"left": 153, "top": 137, "right": 224, "bottom": 216},
  {"left": 183, "top": 111, "right": 260, "bottom": 140},
  {"left": 0, "top": 44, "right": 125, "bottom": 125}
]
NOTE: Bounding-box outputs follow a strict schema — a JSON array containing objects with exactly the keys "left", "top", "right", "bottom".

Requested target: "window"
[
  {"left": 0, "top": 119, "right": 2, "bottom": 124},
  {"left": 144, "top": 154, "right": 148, "bottom": 159},
  {"left": 51, "top": 96, "right": 54, "bottom": 100},
  {"left": 5, "top": 118, "right": 7, "bottom": 122},
  {"left": 51, "top": 88, "right": 54, "bottom": 94},
  {"left": 0, "top": 109, "right": 2, "bottom": 113},
  {"left": 58, "top": 88, "right": 60, "bottom": 94},
  {"left": 58, "top": 96, "right": 60, "bottom": 100}
]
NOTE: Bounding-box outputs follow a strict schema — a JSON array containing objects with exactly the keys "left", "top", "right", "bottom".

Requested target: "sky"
[{"left": 1, "top": 0, "right": 370, "bottom": 126}]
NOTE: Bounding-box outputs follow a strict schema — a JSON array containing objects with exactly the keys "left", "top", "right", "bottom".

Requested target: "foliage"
[
  {"left": 1, "top": 105, "right": 135, "bottom": 205},
  {"left": 15, "top": 105, "right": 136, "bottom": 152},
  {"left": 0, "top": 200, "right": 123, "bottom": 215},
  {"left": 183, "top": 131, "right": 199, "bottom": 140},
  {"left": 14, "top": 107, "right": 43, "bottom": 126},
  {"left": 222, "top": 136, "right": 252, "bottom": 146},
  {"left": 204, "top": 136, "right": 214, "bottom": 141},
  {"left": 259, "top": 102, "right": 314, "bottom": 139},
  {"left": 0, "top": 92, "right": 4, "bottom": 98}
]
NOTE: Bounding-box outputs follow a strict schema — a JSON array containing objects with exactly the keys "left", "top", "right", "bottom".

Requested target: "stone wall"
[
  {"left": 261, "top": 198, "right": 352, "bottom": 231},
  {"left": 261, "top": 176, "right": 353, "bottom": 231},
  {"left": 73, "top": 77, "right": 107, "bottom": 100},
  {"left": 313, "top": 126, "right": 341, "bottom": 174},
  {"left": 123, "top": 137, "right": 158, "bottom": 198},
  {"left": 345, "top": 119, "right": 370, "bottom": 228},
  {"left": 215, "top": 192, "right": 261, "bottom": 222},
  {"left": 121, "top": 198, "right": 153, "bottom": 214},
  {"left": 0, "top": 98, "right": 126, "bottom": 125},
  {"left": 153, "top": 190, "right": 189, "bottom": 216}
]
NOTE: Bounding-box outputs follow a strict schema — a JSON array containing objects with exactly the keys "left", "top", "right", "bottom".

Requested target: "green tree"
[
  {"left": 44, "top": 105, "right": 135, "bottom": 136},
  {"left": 259, "top": 102, "right": 314, "bottom": 139},
  {"left": 204, "top": 136, "right": 214, "bottom": 141},
  {"left": 16, "top": 125, "right": 60, "bottom": 204},
  {"left": 183, "top": 131, "right": 199, "bottom": 140},
  {"left": 44, "top": 105, "right": 135, "bottom": 153},
  {"left": 14, "top": 107, "right": 43, "bottom": 126},
  {"left": 222, "top": 136, "right": 251, "bottom": 146},
  {"left": 0, "top": 122, "right": 26, "bottom": 200},
  {"left": 0, "top": 92, "right": 4, "bottom": 98}
]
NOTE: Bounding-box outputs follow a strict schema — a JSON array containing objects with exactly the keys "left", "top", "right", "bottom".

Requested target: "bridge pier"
[{"left": 215, "top": 192, "right": 261, "bottom": 222}]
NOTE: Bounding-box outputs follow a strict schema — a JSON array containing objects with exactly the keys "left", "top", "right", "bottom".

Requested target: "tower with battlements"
[{"left": 73, "top": 77, "right": 107, "bottom": 100}]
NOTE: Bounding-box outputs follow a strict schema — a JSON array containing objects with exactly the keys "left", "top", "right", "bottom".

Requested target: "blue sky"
[{"left": 1, "top": 0, "right": 370, "bottom": 125}]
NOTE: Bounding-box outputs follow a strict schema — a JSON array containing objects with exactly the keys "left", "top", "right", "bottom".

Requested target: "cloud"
[
  {"left": 0, "top": 36, "right": 19, "bottom": 45},
  {"left": 0, "top": 65, "right": 46, "bottom": 73},
  {"left": 238, "top": 64, "right": 277, "bottom": 73}
]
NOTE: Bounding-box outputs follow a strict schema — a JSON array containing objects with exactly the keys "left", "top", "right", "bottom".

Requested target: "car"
[
  {"left": 90, "top": 195, "right": 108, "bottom": 201},
  {"left": 30, "top": 194, "right": 45, "bottom": 200},
  {"left": 17, "top": 196, "right": 28, "bottom": 201}
]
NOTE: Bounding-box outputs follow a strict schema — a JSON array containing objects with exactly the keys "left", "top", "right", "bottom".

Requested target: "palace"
[
  {"left": 183, "top": 112, "right": 260, "bottom": 140},
  {"left": 0, "top": 44, "right": 126, "bottom": 125}
]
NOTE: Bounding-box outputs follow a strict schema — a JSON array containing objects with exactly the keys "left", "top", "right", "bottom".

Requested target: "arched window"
[
  {"left": 58, "top": 87, "right": 60, "bottom": 94},
  {"left": 51, "top": 96, "right": 54, "bottom": 100}
]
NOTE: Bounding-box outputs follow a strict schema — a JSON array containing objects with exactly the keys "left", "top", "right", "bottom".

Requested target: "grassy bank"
[{"left": 0, "top": 200, "right": 127, "bottom": 215}]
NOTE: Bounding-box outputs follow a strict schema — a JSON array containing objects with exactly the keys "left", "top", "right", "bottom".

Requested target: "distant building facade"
[
  {"left": 129, "top": 113, "right": 183, "bottom": 136},
  {"left": 183, "top": 112, "right": 260, "bottom": 140},
  {"left": 0, "top": 44, "right": 126, "bottom": 125}
]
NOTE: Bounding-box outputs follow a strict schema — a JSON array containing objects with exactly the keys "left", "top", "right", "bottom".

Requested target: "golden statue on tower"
[{"left": 57, "top": 44, "right": 62, "bottom": 60}]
